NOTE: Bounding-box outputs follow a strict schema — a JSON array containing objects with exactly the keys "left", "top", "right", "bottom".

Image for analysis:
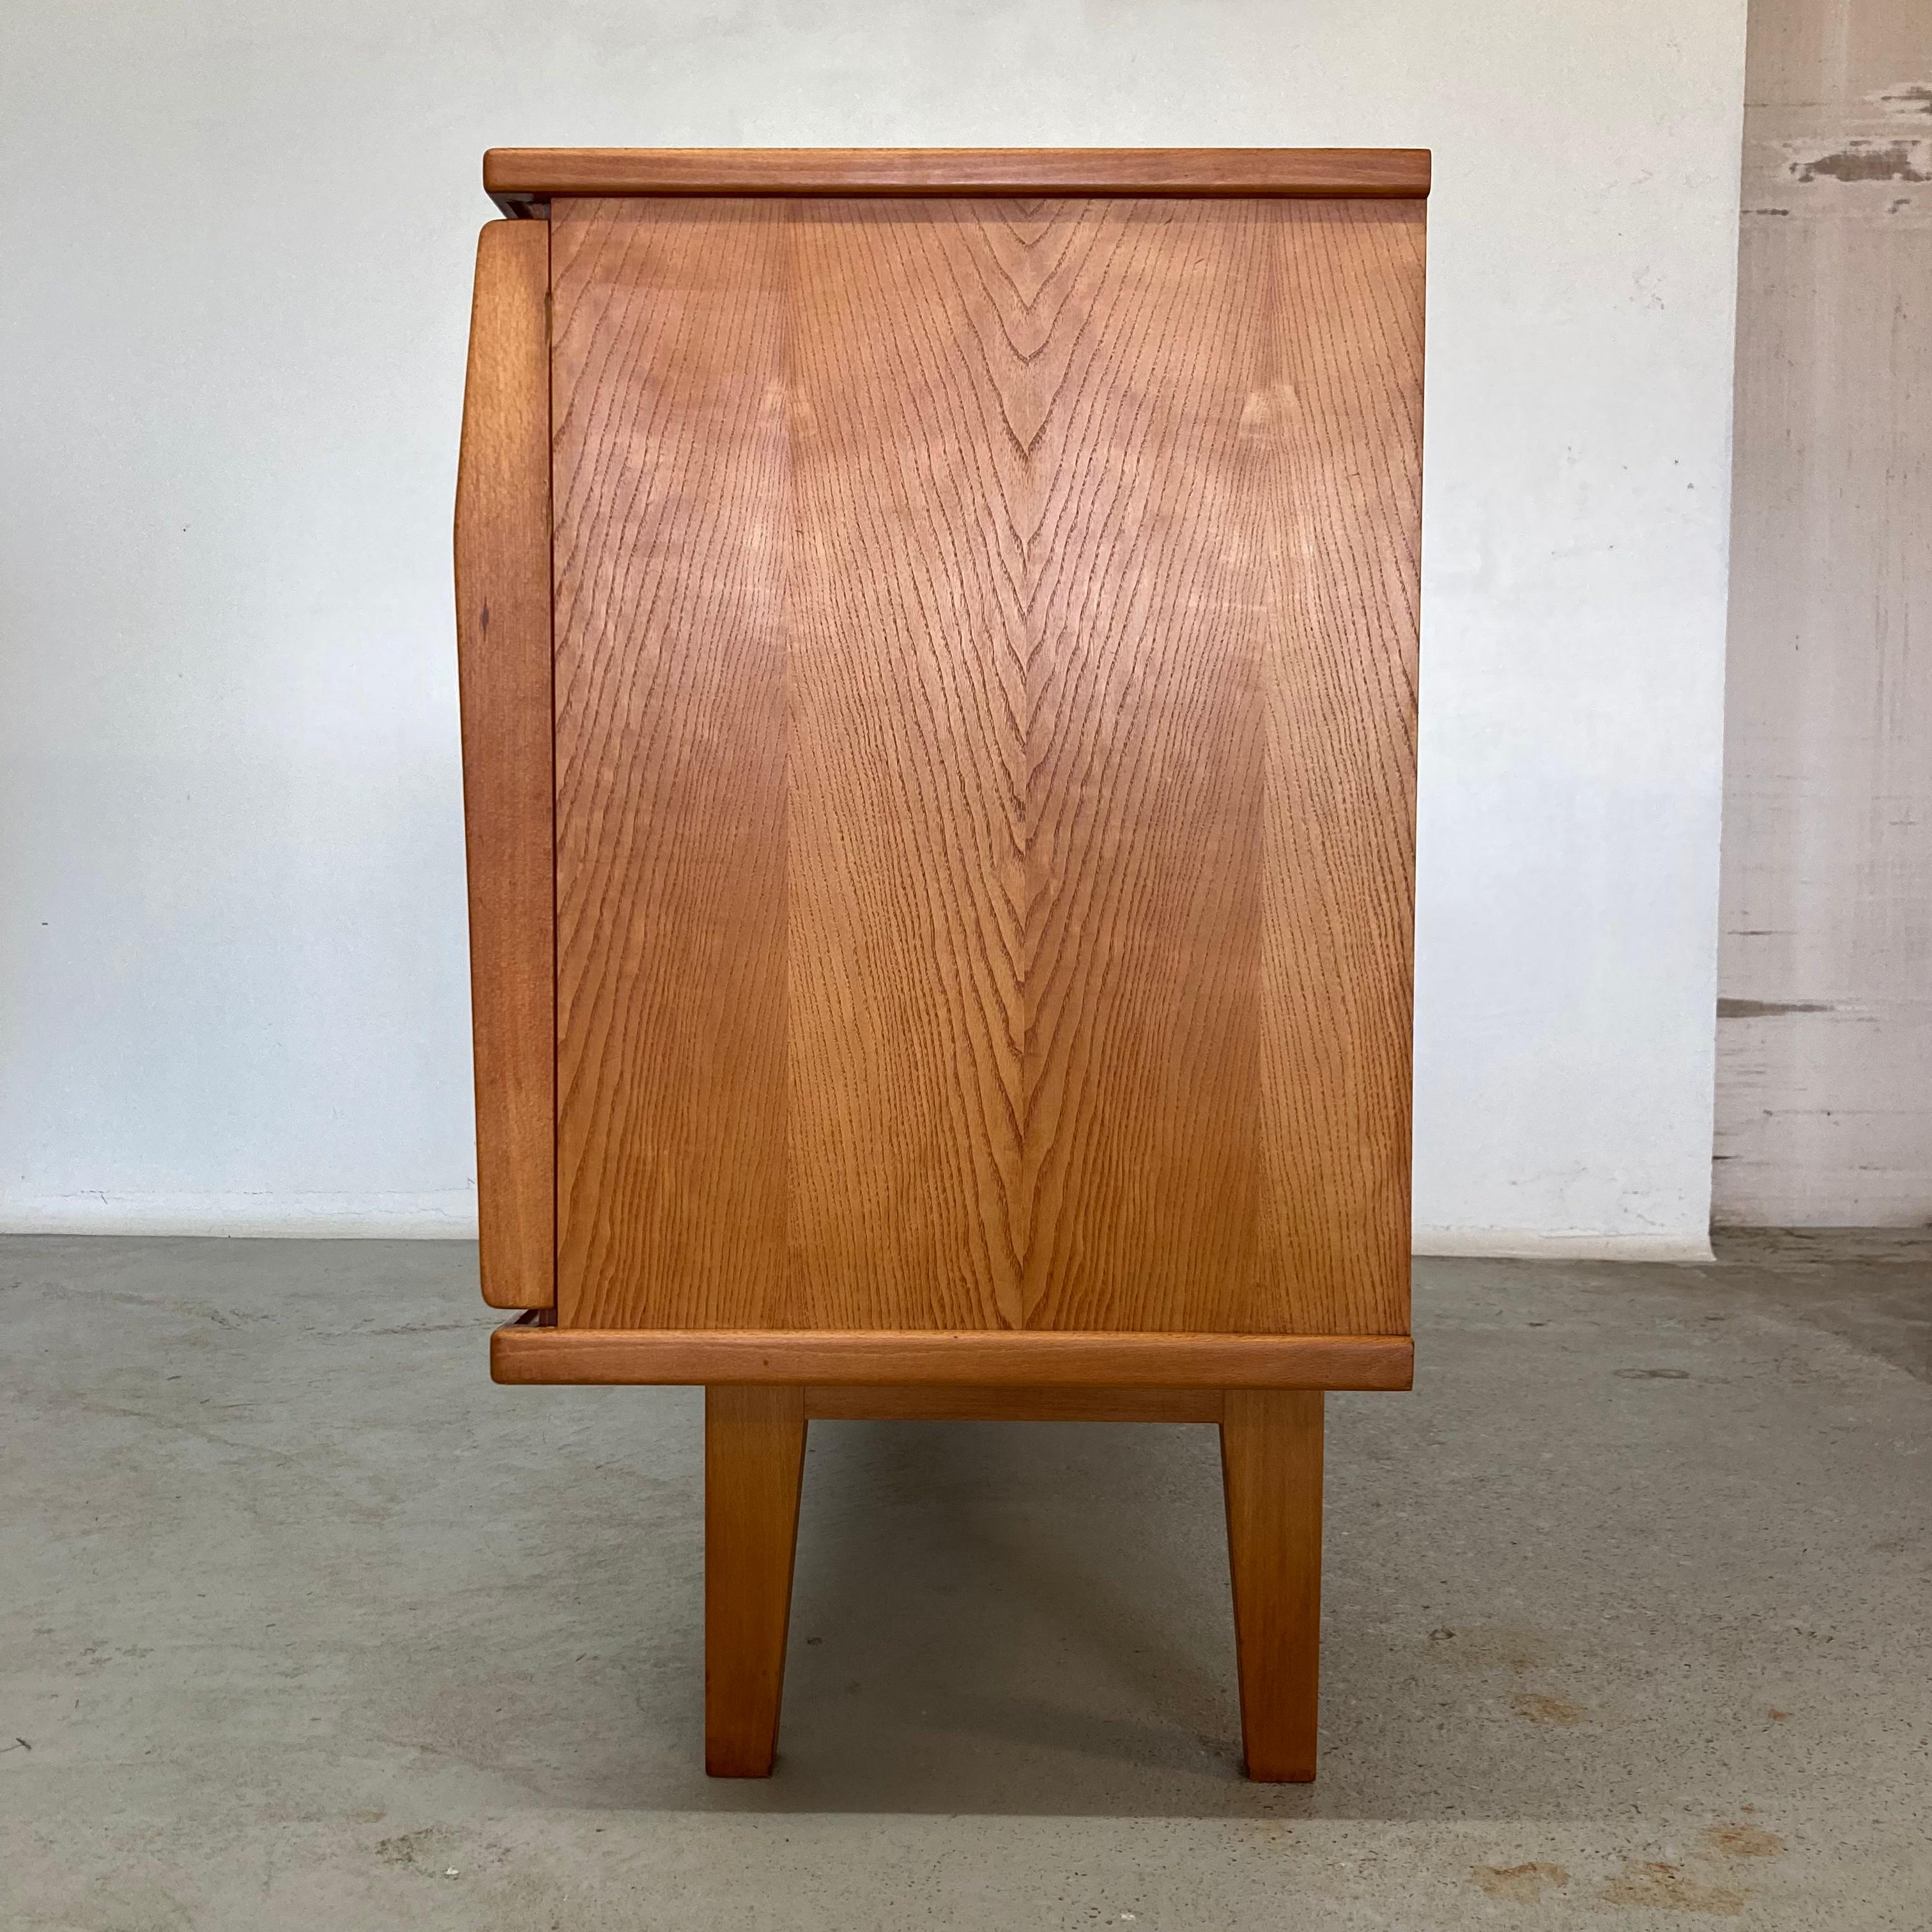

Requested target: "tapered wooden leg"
[
  {"left": 705, "top": 1384, "right": 807, "bottom": 1777},
  {"left": 1220, "top": 1388, "right": 1324, "bottom": 1781}
]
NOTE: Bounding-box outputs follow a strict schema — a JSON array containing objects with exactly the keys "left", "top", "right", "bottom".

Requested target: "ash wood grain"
[
  {"left": 551, "top": 201, "right": 790, "bottom": 1327},
  {"left": 487, "top": 147, "right": 1430, "bottom": 205},
  {"left": 551, "top": 195, "right": 1422, "bottom": 1340},
  {"left": 1256, "top": 201, "right": 1423, "bottom": 1334},
  {"left": 804, "top": 1385, "right": 1221, "bottom": 1422},
  {"left": 454, "top": 218, "right": 554, "bottom": 1309},
  {"left": 490, "top": 1325, "right": 1413, "bottom": 1390},
  {"left": 1221, "top": 1388, "right": 1324, "bottom": 1781},
  {"left": 705, "top": 1384, "right": 807, "bottom": 1776}
]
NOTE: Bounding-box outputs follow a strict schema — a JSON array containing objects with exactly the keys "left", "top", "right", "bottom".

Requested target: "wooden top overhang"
[{"left": 484, "top": 146, "right": 1432, "bottom": 216}]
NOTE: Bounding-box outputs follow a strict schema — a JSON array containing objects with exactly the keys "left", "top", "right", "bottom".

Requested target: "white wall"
[{"left": 0, "top": 0, "right": 1747, "bottom": 1254}]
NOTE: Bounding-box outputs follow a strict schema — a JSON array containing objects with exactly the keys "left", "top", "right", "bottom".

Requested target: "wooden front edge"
[
  {"left": 491, "top": 1327, "right": 1413, "bottom": 1390},
  {"left": 484, "top": 146, "right": 1430, "bottom": 213},
  {"left": 455, "top": 219, "right": 556, "bottom": 1309}
]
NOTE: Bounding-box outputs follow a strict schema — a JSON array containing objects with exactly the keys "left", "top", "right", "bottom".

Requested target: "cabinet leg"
[
  {"left": 705, "top": 1384, "right": 808, "bottom": 1776},
  {"left": 1220, "top": 1388, "right": 1324, "bottom": 1781}
]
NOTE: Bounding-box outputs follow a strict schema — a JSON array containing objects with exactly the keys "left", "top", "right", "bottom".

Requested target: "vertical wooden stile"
[{"left": 455, "top": 218, "right": 555, "bottom": 1310}]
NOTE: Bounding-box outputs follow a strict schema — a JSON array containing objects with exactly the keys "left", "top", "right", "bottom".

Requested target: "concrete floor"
[{"left": 1, "top": 1233, "right": 1927, "bottom": 1929}]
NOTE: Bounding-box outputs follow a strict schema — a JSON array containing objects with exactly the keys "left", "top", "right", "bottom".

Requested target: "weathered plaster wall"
[{"left": 1715, "top": 0, "right": 1932, "bottom": 1224}]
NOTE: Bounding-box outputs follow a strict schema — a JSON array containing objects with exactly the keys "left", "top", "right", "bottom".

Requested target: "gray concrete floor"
[{"left": 2, "top": 1233, "right": 1928, "bottom": 1929}]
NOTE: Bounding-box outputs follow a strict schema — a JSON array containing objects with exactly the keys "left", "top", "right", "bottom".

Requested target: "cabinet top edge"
[{"left": 483, "top": 146, "right": 1431, "bottom": 213}]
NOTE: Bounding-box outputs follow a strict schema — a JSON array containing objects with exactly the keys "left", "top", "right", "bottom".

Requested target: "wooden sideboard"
[{"left": 456, "top": 146, "right": 1427, "bottom": 1781}]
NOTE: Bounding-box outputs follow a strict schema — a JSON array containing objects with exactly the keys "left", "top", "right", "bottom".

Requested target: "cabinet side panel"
[
  {"left": 548, "top": 194, "right": 1420, "bottom": 1338},
  {"left": 455, "top": 218, "right": 555, "bottom": 1310},
  {"left": 1256, "top": 201, "right": 1422, "bottom": 1336},
  {"left": 551, "top": 199, "right": 790, "bottom": 1328}
]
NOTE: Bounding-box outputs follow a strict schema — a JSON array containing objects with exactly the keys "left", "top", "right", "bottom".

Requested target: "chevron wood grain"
[{"left": 549, "top": 193, "right": 1422, "bottom": 1338}]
